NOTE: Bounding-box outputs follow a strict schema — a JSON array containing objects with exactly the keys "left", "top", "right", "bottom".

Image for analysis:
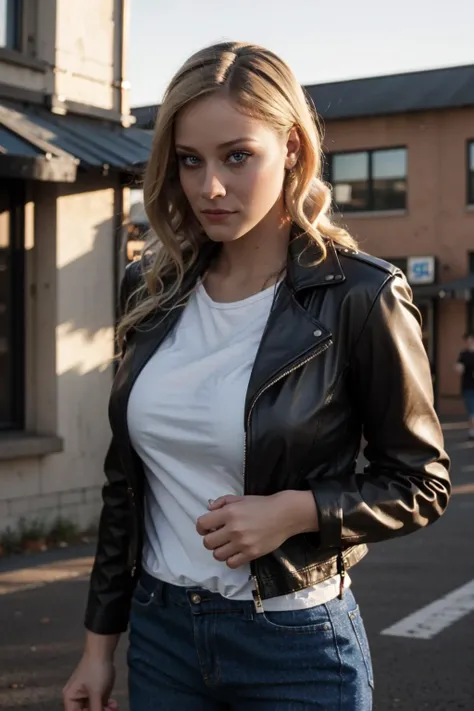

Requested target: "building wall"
[
  {"left": 55, "top": 0, "right": 124, "bottom": 111},
  {"left": 0, "top": 0, "right": 56, "bottom": 93},
  {"left": 0, "top": 178, "right": 118, "bottom": 533},
  {"left": 0, "top": 61, "right": 48, "bottom": 93},
  {"left": 0, "top": 0, "right": 132, "bottom": 535},
  {"left": 0, "top": 0, "right": 126, "bottom": 115},
  {"left": 324, "top": 107, "right": 474, "bottom": 412}
]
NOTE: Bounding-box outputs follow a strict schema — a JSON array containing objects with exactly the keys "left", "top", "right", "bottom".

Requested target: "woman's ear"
[{"left": 285, "top": 127, "right": 301, "bottom": 170}]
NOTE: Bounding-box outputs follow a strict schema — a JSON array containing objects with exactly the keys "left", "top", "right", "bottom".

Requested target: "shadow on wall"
[
  {"left": 5, "top": 203, "right": 130, "bottom": 533},
  {"left": 53, "top": 195, "right": 124, "bottom": 337},
  {"left": 52, "top": 206, "right": 125, "bottom": 500}
]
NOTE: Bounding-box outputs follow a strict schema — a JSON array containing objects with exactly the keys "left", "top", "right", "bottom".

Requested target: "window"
[
  {"left": 0, "top": 0, "right": 21, "bottom": 50},
  {"left": 468, "top": 142, "right": 474, "bottom": 205},
  {"left": 0, "top": 181, "right": 25, "bottom": 430},
  {"left": 329, "top": 147, "right": 407, "bottom": 212},
  {"left": 469, "top": 252, "right": 474, "bottom": 333},
  {"left": 0, "top": 0, "right": 37, "bottom": 57}
]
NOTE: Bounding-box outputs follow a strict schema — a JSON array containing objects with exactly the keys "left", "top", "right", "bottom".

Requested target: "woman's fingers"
[
  {"left": 212, "top": 541, "right": 241, "bottom": 562},
  {"left": 202, "top": 527, "right": 231, "bottom": 551},
  {"left": 225, "top": 552, "right": 247, "bottom": 569},
  {"left": 208, "top": 495, "right": 243, "bottom": 510}
]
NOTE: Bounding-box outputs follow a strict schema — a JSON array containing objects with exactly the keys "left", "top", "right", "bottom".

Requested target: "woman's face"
[{"left": 174, "top": 94, "right": 298, "bottom": 243}]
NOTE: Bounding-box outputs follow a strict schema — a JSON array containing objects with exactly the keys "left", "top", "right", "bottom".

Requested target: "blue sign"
[{"left": 407, "top": 257, "right": 435, "bottom": 285}]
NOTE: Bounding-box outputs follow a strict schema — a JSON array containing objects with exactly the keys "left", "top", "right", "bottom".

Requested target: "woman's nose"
[{"left": 201, "top": 170, "right": 226, "bottom": 200}]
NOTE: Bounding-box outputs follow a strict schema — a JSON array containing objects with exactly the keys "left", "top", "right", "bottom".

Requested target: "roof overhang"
[
  {"left": 0, "top": 100, "right": 152, "bottom": 183},
  {"left": 438, "top": 274, "right": 474, "bottom": 300},
  {"left": 0, "top": 153, "right": 78, "bottom": 182}
]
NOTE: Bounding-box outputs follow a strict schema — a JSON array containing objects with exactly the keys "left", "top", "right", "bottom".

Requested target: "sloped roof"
[
  {"left": 0, "top": 100, "right": 153, "bottom": 182},
  {"left": 132, "top": 64, "right": 474, "bottom": 128},
  {"left": 305, "top": 64, "right": 474, "bottom": 120}
]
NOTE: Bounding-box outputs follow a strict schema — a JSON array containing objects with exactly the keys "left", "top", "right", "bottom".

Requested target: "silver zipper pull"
[
  {"left": 251, "top": 575, "right": 264, "bottom": 614},
  {"left": 337, "top": 551, "right": 346, "bottom": 600}
]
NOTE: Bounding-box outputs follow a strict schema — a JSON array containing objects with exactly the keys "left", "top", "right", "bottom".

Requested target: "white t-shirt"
[{"left": 127, "top": 280, "right": 348, "bottom": 610}]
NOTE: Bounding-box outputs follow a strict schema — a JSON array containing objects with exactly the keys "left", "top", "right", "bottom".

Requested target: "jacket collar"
[
  {"left": 287, "top": 235, "right": 346, "bottom": 292},
  {"left": 187, "top": 232, "right": 346, "bottom": 296}
]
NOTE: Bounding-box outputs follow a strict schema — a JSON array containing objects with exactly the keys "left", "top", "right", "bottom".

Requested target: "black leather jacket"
[{"left": 84, "top": 238, "right": 450, "bottom": 635}]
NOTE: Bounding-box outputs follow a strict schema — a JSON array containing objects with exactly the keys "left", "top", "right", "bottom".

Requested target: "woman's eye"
[
  {"left": 178, "top": 155, "right": 200, "bottom": 167},
  {"left": 227, "top": 151, "right": 251, "bottom": 165}
]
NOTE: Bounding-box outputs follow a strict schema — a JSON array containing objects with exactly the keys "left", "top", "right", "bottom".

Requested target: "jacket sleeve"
[
  {"left": 84, "top": 262, "right": 140, "bottom": 635},
  {"left": 312, "top": 273, "right": 451, "bottom": 549}
]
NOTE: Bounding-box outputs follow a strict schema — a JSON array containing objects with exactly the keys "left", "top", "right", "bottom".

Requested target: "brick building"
[{"left": 132, "top": 63, "right": 474, "bottom": 416}]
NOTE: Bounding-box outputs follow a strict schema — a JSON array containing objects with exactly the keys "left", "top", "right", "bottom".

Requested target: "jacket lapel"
[
  {"left": 244, "top": 283, "right": 332, "bottom": 414},
  {"left": 245, "top": 238, "right": 343, "bottom": 411}
]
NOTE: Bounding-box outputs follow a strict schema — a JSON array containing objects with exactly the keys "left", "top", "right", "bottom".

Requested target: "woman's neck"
[
  {"left": 214, "top": 218, "right": 291, "bottom": 280},
  {"left": 203, "top": 216, "right": 292, "bottom": 302}
]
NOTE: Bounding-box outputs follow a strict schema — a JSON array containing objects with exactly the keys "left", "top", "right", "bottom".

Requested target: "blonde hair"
[{"left": 119, "top": 41, "right": 357, "bottom": 346}]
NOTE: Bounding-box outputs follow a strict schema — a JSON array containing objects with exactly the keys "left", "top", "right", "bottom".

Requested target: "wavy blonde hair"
[{"left": 118, "top": 41, "right": 357, "bottom": 346}]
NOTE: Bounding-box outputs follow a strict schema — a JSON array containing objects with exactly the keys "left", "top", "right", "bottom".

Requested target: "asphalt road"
[{"left": 0, "top": 422, "right": 473, "bottom": 710}]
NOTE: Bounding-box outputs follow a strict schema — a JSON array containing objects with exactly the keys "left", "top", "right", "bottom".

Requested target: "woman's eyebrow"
[{"left": 175, "top": 137, "right": 259, "bottom": 152}]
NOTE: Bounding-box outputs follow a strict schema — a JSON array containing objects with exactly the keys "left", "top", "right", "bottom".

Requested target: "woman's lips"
[{"left": 201, "top": 210, "right": 237, "bottom": 222}]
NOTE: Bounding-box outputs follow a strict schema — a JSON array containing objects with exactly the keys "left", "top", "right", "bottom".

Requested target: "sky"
[{"left": 129, "top": 0, "right": 474, "bottom": 108}]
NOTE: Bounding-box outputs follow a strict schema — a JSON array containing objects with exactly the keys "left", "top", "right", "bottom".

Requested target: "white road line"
[{"left": 381, "top": 579, "right": 474, "bottom": 640}]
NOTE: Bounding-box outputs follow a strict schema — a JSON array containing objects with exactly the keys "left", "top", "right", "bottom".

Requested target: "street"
[{"left": 0, "top": 422, "right": 472, "bottom": 711}]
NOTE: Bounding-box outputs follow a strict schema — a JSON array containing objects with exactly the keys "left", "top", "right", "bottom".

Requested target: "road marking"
[
  {"left": 381, "top": 579, "right": 474, "bottom": 640},
  {"left": 0, "top": 556, "right": 93, "bottom": 595},
  {"left": 441, "top": 421, "right": 467, "bottom": 431},
  {"left": 452, "top": 482, "right": 474, "bottom": 495}
]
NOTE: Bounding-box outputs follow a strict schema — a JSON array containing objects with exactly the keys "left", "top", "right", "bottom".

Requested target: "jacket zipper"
[
  {"left": 243, "top": 337, "right": 333, "bottom": 612},
  {"left": 117, "top": 444, "right": 139, "bottom": 578},
  {"left": 337, "top": 550, "right": 346, "bottom": 599},
  {"left": 125, "top": 477, "right": 138, "bottom": 577}
]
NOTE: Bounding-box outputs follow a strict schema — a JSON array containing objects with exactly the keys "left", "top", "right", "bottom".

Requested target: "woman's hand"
[
  {"left": 63, "top": 645, "right": 118, "bottom": 711},
  {"left": 196, "top": 491, "right": 319, "bottom": 568}
]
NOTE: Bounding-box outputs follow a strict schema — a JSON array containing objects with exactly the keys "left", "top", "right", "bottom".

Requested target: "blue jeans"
[
  {"left": 127, "top": 572, "right": 374, "bottom": 710},
  {"left": 463, "top": 388, "right": 474, "bottom": 417}
]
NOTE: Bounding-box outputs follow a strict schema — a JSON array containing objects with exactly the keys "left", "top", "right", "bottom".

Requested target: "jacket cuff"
[
  {"left": 84, "top": 606, "right": 130, "bottom": 636},
  {"left": 311, "top": 479, "right": 343, "bottom": 549}
]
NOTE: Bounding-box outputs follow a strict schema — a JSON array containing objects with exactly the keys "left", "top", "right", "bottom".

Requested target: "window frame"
[
  {"left": 468, "top": 251, "right": 474, "bottom": 334},
  {"left": 0, "top": 0, "right": 38, "bottom": 59},
  {"left": 0, "top": 182, "right": 25, "bottom": 431},
  {"left": 327, "top": 146, "right": 408, "bottom": 213},
  {"left": 467, "top": 141, "right": 474, "bottom": 206}
]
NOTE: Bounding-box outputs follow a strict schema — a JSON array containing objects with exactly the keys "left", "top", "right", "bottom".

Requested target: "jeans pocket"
[
  {"left": 132, "top": 576, "right": 162, "bottom": 608},
  {"left": 260, "top": 605, "right": 333, "bottom": 635},
  {"left": 348, "top": 606, "right": 374, "bottom": 689}
]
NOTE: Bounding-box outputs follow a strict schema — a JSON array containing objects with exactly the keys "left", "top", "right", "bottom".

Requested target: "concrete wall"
[
  {"left": 0, "top": 0, "right": 131, "bottom": 535},
  {"left": 0, "top": 0, "right": 126, "bottom": 114},
  {"left": 0, "top": 0, "right": 56, "bottom": 94},
  {"left": 324, "top": 107, "right": 474, "bottom": 412},
  {"left": 55, "top": 0, "right": 123, "bottom": 111},
  {"left": 0, "top": 179, "right": 118, "bottom": 533}
]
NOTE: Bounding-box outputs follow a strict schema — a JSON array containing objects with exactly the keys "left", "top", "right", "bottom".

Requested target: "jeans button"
[{"left": 191, "top": 593, "right": 202, "bottom": 604}]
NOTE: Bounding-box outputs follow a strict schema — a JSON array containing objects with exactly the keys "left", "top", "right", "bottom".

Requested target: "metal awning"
[
  {"left": 411, "top": 283, "right": 444, "bottom": 299},
  {"left": 438, "top": 274, "right": 474, "bottom": 299},
  {"left": 0, "top": 100, "right": 152, "bottom": 183}
]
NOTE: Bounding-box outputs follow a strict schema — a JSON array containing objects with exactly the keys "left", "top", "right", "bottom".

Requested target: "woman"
[{"left": 64, "top": 42, "right": 450, "bottom": 711}]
